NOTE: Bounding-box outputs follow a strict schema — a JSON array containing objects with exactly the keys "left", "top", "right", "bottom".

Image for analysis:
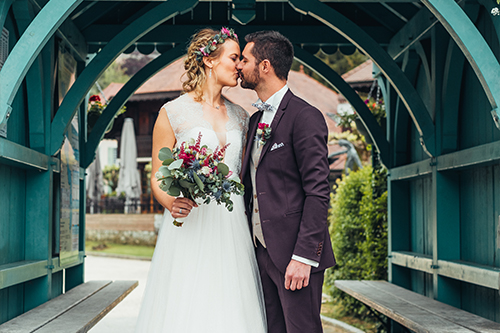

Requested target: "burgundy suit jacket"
[{"left": 242, "top": 90, "right": 336, "bottom": 274}]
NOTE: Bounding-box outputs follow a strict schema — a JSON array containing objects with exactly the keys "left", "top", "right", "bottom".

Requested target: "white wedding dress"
[{"left": 134, "top": 94, "right": 267, "bottom": 333}]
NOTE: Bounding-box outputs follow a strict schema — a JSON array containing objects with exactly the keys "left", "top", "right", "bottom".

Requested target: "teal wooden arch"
[
  {"left": 293, "top": 46, "right": 390, "bottom": 167},
  {"left": 0, "top": 0, "right": 84, "bottom": 131},
  {"left": 12, "top": 0, "right": 46, "bottom": 153},
  {"left": 83, "top": 45, "right": 186, "bottom": 168},
  {"left": 441, "top": 39, "right": 465, "bottom": 154},
  {"left": 288, "top": 0, "right": 436, "bottom": 157},
  {"left": 0, "top": 0, "right": 14, "bottom": 31},
  {"left": 50, "top": 0, "right": 199, "bottom": 155},
  {"left": 421, "top": 0, "right": 500, "bottom": 129}
]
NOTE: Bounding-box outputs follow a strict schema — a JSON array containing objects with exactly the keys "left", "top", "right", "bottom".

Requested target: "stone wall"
[{"left": 86, "top": 213, "right": 164, "bottom": 246}]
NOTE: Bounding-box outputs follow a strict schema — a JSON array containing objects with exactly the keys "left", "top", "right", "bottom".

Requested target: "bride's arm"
[{"left": 151, "top": 108, "right": 196, "bottom": 217}]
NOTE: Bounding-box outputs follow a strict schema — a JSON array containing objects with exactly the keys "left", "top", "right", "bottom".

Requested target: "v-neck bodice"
[{"left": 162, "top": 93, "right": 249, "bottom": 175}]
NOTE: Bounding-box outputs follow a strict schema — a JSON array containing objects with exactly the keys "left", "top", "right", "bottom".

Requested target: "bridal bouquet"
[{"left": 155, "top": 133, "right": 244, "bottom": 226}]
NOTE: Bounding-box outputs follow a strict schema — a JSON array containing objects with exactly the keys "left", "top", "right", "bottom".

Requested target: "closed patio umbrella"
[
  {"left": 86, "top": 147, "right": 104, "bottom": 213},
  {"left": 116, "top": 118, "right": 142, "bottom": 213}
]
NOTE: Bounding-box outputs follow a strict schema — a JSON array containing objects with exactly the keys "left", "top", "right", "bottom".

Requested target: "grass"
[
  {"left": 321, "top": 301, "right": 379, "bottom": 333},
  {"left": 85, "top": 241, "right": 155, "bottom": 259}
]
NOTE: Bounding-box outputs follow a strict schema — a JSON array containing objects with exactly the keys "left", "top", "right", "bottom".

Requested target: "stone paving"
[{"left": 85, "top": 255, "right": 357, "bottom": 333}]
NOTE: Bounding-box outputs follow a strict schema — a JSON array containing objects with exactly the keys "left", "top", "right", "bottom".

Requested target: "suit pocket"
[{"left": 284, "top": 209, "right": 302, "bottom": 217}]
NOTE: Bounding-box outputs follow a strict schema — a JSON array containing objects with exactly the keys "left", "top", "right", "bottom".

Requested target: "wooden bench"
[
  {"left": 335, "top": 280, "right": 500, "bottom": 333},
  {"left": 0, "top": 280, "right": 137, "bottom": 333}
]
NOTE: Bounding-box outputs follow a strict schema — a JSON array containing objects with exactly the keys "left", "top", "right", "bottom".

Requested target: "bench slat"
[
  {"left": 335, "top": 280, "right": 475, "bottom": 333},
  {"left": 0, "top": 281, "right": 112, "bottom": 333},
  {"left": 35, "top": 280, "right": 138, "bottom": 333},
  {"left": 367, "top": 280, "right": 500, "bottom": 333}
]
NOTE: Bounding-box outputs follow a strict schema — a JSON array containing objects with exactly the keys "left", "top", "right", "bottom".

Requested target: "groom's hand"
[{"left": 284, "top": 259, "right": 311, "bottom": 291}]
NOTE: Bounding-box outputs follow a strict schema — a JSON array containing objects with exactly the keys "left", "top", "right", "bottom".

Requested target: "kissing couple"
[{"left": 135, "top": 27, "right": 335, "bottom": 333}]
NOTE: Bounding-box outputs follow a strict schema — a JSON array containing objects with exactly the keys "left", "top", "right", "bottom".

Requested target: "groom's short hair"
[{"left": 245, "top": 31, "right": 293, "bottom": 81}]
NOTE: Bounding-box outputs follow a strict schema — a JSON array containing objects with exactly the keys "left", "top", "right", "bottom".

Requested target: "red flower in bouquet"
[{"left": 155, "top": 132, "right": 244, "bottom": 227}]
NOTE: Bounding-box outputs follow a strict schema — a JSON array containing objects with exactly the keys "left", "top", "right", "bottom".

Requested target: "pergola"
[{"left": 1, "top": 0, "right": 499, "bottom": 327}]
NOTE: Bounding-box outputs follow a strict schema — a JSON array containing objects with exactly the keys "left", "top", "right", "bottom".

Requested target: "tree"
[{"left": 89, "top": 61, "right": 129, "bottom": 97}]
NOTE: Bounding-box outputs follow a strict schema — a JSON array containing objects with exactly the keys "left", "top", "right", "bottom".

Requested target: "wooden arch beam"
[
  {"left": 0, "top": 0, "right": 84, "bottom": 132},
  {"left": 421, "top": 0, "right": 500, "bottom": 130},
  {"left": 50, "top": 0, "right": 198, "bottom": 156},
  {"left": 288, "top": 0, "right": 436, "bottom": 157},
  {"left": 293, "top": 46, "right": 391, "bottom": 167},
  {"left": 0, "top": 0, "right": 14, "bottom": 31},
  {"left": 83, "top": 45, "right": 185, "bottom": 168}
]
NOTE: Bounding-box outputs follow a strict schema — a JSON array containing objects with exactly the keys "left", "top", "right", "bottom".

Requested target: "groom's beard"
[{"left": 239, "top": 66, "right": 260, "bottom": 90}]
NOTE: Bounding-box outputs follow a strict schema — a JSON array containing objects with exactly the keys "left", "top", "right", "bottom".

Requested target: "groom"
[{"left": 238, "top": 31, "right": 335, "bottom": 333}]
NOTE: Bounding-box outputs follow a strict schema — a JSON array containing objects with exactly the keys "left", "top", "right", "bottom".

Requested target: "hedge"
[{"left": 324, "top": 164, "right": 388, "bottom": 319}]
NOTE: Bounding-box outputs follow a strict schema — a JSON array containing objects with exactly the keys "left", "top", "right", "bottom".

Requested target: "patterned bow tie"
[{"left": 252, "top": 102, "right": 274, "bottom": 112}]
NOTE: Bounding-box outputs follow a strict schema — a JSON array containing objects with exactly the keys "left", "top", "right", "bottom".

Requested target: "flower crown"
[{"left": 194, "top": 27, "right": 238, "bottom": 62}]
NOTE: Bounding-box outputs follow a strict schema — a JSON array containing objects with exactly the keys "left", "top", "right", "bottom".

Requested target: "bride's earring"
[{"left": 209, "top": 68, "right": 212, "bottom": 78}]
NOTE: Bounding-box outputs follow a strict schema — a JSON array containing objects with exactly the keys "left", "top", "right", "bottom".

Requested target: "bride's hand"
[{"left": 171, "top": 197, "right": 198, "bottom": 218}]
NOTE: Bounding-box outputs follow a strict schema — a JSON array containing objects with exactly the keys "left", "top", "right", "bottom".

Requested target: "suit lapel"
[
  {"left": 258, "top": 90, "right": 293, "bottom": 165},
  {"left": 242, "top": 111, "right": 262, "bottom": 178}
]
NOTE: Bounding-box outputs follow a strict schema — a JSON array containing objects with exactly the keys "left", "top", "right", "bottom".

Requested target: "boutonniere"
[{"left": 255, "top": 123, "right": 272, "bottom": 147}]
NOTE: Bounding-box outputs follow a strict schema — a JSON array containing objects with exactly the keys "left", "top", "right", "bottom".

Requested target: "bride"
[{"left": 134, "top": 28, "right": 267, "bottom": 332}]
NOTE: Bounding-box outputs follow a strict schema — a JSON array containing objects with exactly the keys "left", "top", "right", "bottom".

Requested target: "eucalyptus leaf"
[
  {"left": 217, "top": 163, "right": 229, "bottom": 176},
  {"left": 193, "top": 173, "right": 205, "bottom": 191},
  {"left": 162, "top": 158, "right": 175, "bottom": 166},
  {"left": 159, "top": 166, "right": 171, "bottom": 177},
  {"left": 167, "top": 186, "right": 181, "bottom": 197},
  {"left": 163, "top": 177, "right": 173, "bottom": 190},
  {"left": 179, "top": 179, "right": 195, "bottom": 189},
  {"left": 158, "top": 147, "right": 173, "bottom": 161},
  {"left": 168, "top": 159, "right": 184, "bottom": 170}
]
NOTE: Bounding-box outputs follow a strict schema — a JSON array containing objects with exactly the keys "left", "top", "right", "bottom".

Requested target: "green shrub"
[{"left": 325, "top": 164, "right": 388, "bottom": 320}]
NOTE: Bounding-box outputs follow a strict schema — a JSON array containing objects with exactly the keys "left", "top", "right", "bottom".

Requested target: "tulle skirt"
[{"left": 134, "top": 195, "right": 267, "bottom": 333}]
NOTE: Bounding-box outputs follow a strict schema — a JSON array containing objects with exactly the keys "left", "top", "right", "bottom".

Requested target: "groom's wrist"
[{"left": 292, "top": 255, "right": 319, "bottom": 268}]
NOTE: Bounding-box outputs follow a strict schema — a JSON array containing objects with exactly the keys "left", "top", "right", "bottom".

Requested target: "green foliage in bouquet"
[
  {"left": 155, "top": 134, "right": 244, "bottom": 220},
  {"left": 324, "top": 165, "right": 388, "bottom": 323}
]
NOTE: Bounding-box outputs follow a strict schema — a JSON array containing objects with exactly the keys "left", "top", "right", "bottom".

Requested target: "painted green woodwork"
[
  {"left": 355, "top": 3, "right": 403, "bottom": 33},
  {"left": 2, "top": 0, "right": 500, "bottom": 326},
  {"left": 289, "top": 0, "right": 436, "bottom": 157},
  {"left": 83, "top": 25, "right": 392, "bottom": 49},
  {"left": 477, "top": 0, "right": 500, "bottom": 45},
  {"left": 0, "top": 0, "right": 84, "bottom": 132},
  {"left": 12, "top": 0, "right": 46, "bottom": 153},
  {"left": 441, "top": 40, "right": 465, "bottom": 154},
  {"left": 0, "top": 0, "right": 14, "bottom": 31},
  {"left": 0, "top": 261, "right": 47, "bottom": 290},
  {"left": 422, "top": 0, "right": 500, "bottom": 129},
  {"left": 84, "top": 45, "right": 185, "bottom": 168},
  {"left": 387, "top": 179, "right": 411, "bottom": 288},
  {"left": 30, "top": 0, "right": 87, "bottom": 61},
  {"left": 232, "top": 0, "right": 256, "bottom": 25},
  {"left": 387, "top": 7, "right": 438, "bottom": 60},
  {"left": 391, "top": 251, "right": 500, "bottom": 294},
  {"left": 0, "top": 138, "right": 56, "bottom": 171},
  {"left": 294, "top": 47, "right": 391, "bottom": 167},
  {"left": 50, "top": 0, "right": 199, "bottom": 156}
]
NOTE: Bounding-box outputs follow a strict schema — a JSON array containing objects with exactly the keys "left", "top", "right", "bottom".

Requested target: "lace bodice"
[{"left": 161, "top": 93, "right": 249, "bottom": 176}]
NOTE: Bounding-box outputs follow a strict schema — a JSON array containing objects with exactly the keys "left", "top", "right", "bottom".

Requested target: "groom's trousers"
[{"left": 256, "top": 242, "right": 324, "bottom": 333}]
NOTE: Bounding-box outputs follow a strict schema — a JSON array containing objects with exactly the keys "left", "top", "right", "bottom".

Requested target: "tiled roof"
[{"left": 341, "top": 59, "right": 375, "bottom": 84}]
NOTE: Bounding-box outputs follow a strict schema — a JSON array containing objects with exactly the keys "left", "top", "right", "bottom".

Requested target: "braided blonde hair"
[{"left": 183, "top": 28, "right": 238, "bottom": 102}]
